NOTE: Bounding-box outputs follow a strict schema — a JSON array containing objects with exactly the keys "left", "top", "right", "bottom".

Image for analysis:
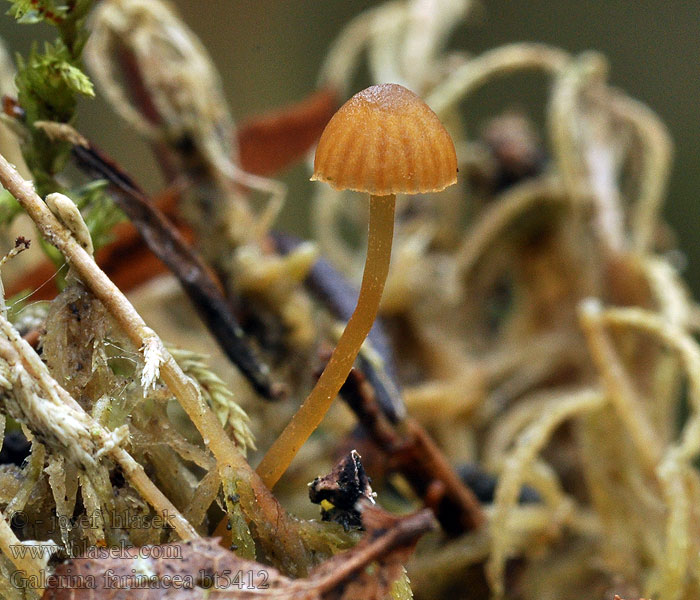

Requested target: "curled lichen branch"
[
  {"left": 578, "top": 298, "right": 663, "bottom": 471},
  {"left": 427, "top": 43, "right": 569, "bottom": 116},
  {"left": 609, "top": 92, "right": 673, "bottom": 254}
]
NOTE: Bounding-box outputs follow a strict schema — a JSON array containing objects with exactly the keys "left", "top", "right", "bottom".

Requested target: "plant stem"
[
  {"left": 256, "top": 194, "right": 396, "bottom": 488},
  {"left": 0, "top": 152, "right": 285, "bottom": 522},
  {"left": 271, "top": 230, "right": 405, "bottom": 422},
  {"left": 0, "top": 152, "right": 231, "bottom": 459},
  {"left": 72, "top": 142, "right": 283, "bottom": 400},
  {"left": 0, "top": 151, "right": 352, "bottom": 572}
]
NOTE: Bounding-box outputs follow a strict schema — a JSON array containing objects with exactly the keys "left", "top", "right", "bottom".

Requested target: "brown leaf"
[
  {"left": 237, "top": 88, "right": 338, "bottom": 176},
  {"left": 42, "top": 538, "right": 293, "bottom": 600},
  {"left": 41, "top": 504, "right": 433, "bottom": 599}
]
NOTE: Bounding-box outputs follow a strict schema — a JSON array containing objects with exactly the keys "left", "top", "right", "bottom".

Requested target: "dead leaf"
[
  {"left": 238, "top": 88, "right": 338, "bottom": 176},
  {"left": 42, "top": 504, "right": 434, "bottom": 599}
]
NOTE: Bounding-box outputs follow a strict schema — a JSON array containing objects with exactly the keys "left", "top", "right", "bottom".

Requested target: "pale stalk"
[{"left": 257, "top": 194, "right": 396, "bottom": 488}]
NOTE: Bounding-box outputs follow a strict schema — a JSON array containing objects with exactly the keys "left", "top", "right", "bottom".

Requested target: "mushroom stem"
[{"left": 257, "top": 193, "right": 396, "bottom": 488}]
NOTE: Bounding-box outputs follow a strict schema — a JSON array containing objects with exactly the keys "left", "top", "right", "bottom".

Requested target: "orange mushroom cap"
[{"left": 311, "top": 83, "right": 458, "bottom": 196}]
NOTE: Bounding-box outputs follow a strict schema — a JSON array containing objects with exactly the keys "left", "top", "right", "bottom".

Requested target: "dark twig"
[
  {"left": 339, "top": 368, "right": 485, "bottom": 535},
  {"left": 71, "top": 142, "right": 284, "bottom": 400},
  {"left": 271, "top": 230, "right": 405, "bottom": 422},
  {"left": 399, "top": 419, "right": 486, "bottom": 532}
]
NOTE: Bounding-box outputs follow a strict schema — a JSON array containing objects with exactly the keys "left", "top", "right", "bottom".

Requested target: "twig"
[
  {"left": 71, "top": 142, "right": 284, "bottom": 401},
  {"left": 340, "top": 367, "right": 400, "bottom": 451},
  {"left": 312, "top": 505, "right": 435, "bottom": 595},
  {"left": 0, "top": 151, "right": 309, "bottom": 541},
  {"left": 340, "top": 367, "right": 485, "bottom": 534},
  {"left": 400, "top": 420, "right": 486, "bottom": 532},
  {"left": 5, "top": 185, "right": 181, "bottom": 300}
]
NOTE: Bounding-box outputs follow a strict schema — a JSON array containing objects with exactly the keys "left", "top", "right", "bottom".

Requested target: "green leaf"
[
  {"left": 57, "top": 59, "right": 93, "bottom": 96},
  {"left": 391, "top": 570, "right": 414, "bottom": 600},
  {"left": 9, "top": 0, "right": 96, "bottom": 195},
  {"left": 15, "top": 40, "right": 94, "bottom": 193},
  {"left": 6, "top": 0, "right": 70, "bottom": 24},
  {"left": 16, "top": 41, "right": 94, "bottom": 107}
]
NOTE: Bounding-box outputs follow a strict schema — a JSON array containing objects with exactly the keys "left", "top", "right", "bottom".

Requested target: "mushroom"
[{"left": 256, "top": 83, "right": 457, "bottom": 488}]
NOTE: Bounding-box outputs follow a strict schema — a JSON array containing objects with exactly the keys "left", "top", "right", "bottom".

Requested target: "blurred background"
[{"left": 2, "top": 0, "right": 699, "bottom": 292}]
